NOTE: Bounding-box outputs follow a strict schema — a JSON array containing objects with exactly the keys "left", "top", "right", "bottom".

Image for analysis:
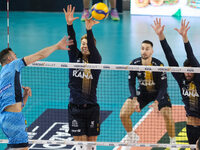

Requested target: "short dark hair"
[
  {"left": 183, "top": 59, "right": 192, "bottom": 67},
  {"left": 142, "top": 40, "right": 153, "bottom": 47},
  {"left": 0, "top": 48, "right": 13, "bottom": 65}
]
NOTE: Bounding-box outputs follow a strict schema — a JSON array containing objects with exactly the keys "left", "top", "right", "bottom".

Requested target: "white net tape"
[{"left": 30, "top": 61, "right": 200, "bottom": 73}]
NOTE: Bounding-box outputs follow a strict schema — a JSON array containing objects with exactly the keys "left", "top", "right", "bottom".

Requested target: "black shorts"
[
  {"left": 5, "top": 143, "right": 29, "bottom": 149},
  {"left": 129, "top": 92, "right": 172, "bottom": 111},
  {"left": 186, "top": 125, "right": 200, "bottom": 144},
  {"left": 68, "top": 103, "right": 100, "bottom": 136}
]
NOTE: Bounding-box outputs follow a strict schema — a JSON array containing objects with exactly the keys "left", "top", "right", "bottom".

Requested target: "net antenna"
[{"left": 7, "top": 0, "right": 9, "bottom": 48}]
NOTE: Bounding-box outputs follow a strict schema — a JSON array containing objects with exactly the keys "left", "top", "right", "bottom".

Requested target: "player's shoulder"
[
  {"left": 130, "top": 57, "right": 141, "bottom": 65},
  {"left": 5, "top": 58, "right": 24, "bottom": 69},
  {"left": 10, "top": 58, "right": 23, "bottom": 65},
  {"left": 152, "top": 57, "right": 164, "bottom": 66}
]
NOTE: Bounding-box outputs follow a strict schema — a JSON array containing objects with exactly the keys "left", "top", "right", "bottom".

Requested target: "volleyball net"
[{"left": 0, "top": 61, "right": 198, "bottom": 149}]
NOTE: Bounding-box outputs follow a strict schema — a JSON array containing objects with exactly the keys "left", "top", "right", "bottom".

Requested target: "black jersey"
[
  {"left": 67, "top": 25, "right": 102, "bottom": 105},
  {"left": 160, "top": 39, "right": 200, "bottom": 118},
  {"left": 129, "top": 57, "right": 168, "bottom": 103}
]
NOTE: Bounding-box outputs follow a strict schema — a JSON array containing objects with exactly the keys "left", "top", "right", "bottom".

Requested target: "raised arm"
[
  {"left": 85, "top": 17, "right": 102, "bottom": 63},
  {"left": 152, "top": 18, "right": 182, "bottom": 83},
  {"left": 24, "top": 36, "right": 73, "bottom": 65},
  {"left": 174, "top": 19, "right": 200, "bottom": 67},
  {"left": 63, "top": 5, "right": 80, "bottom": 61},
  {"left": 152, "top": 18, "right": 179, "bottom": 67}
]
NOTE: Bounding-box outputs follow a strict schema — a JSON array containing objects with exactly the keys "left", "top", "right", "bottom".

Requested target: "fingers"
[
  {"left": 95, "top": 21, "right": 100, "bottom": 24},
  {"left": 183, "top": 19, "right": 186, "bottom": 26},
  {"left": 89, "top": 16, "right": 93, "bottom": 20},
  {"left": 73, "top": 17, "right": 79, "bottom": 21},
  {"left": 186, "top": 26, "right": 190, "bottom": 32},
  {"left": 60, "top": 36, "right": 67, "bottom": 43},
  {"left": 151, "top": 24, "right": 155, "bottom": 30},
  {"left": 65, "top": 4, "right": 75, "bottom": 13},
  {"left": 186, "top": 21, "right": 190, "bottom": 28},
  {"left": 161, "top": 25, "right": 165, "bottom": 31},
  {"left": 153, "top": 20, "right": 156, "bottom": 26},
  {"left": 156, "top": 18, "right": 159, "bottom": 25},
  {"left": 28, "top": 88, "right": 32, "bottom": 96},
  {"left": 69, "top": 4, "right": 72, "bottom": 12},
  {"left": 159, "top": 18, "right": 162, "bottom": 25},
  {"left": 63, "top": 8, "right": 66, "bottom": 14},
  {"left": 174, "top": 28, "right": 179, "bottom": 32},
  {"left": 23, "top": 87, "right": 32, "bottom": 96},
  {"left": 72, "top": 6, "right": 75, "bottom": 14},
  {"left": 153, "top": 18, "right": 162, "bottom": 26},
  {"left": 67, "top": 39, "right": 74, "bottom": 46}
]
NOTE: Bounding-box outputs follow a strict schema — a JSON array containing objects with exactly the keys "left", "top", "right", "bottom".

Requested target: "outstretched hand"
[
  {"left": 151, "top": 18, "right": 165, "bottom": 40},
  {"left": 85, "top": 17, "right": 99, "bottom": 30},
  {"left": 174, "top": 19, "right": 190, "bottom": 41},
  {"left": 56, "top": 36, "right": 73, "bottom": 50},
  {"left": 63, "top": 5, "right": 79, "bottom": 25}
]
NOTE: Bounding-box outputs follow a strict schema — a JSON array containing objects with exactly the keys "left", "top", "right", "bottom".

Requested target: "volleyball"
[{"left": 91, "top": 2, "right": 109, "bottom": 20}]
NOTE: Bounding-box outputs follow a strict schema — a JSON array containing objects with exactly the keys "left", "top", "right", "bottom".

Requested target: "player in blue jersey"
[
  {"left": 0, "top": 37, "right": 73, "bottom": 150},
  {"left": 63, "top": 5, "right": 101, "bottom": 150},
  {"left": 120, "top": 40, "right": 176, "bottom": 149},
  {"left": 152, "top": 18, "right": 200, "bottom": 146}
]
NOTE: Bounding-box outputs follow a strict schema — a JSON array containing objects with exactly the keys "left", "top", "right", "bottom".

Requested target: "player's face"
[
  {"left": 8, "top": 51, "right": 17, "bottom": 61},
  {"left": 184, "top": 72, "right": 194, "bottom": 81},
  {"left": 81, "top": 39, "right": 90, "bottom": 56},
  {"left": 141, "top": 43, "right": 153, "bottom": 60}
]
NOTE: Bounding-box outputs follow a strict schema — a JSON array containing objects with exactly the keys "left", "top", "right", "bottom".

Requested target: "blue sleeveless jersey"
[{"left": 0, "top": 58, "right": 26, "bottom": 112}]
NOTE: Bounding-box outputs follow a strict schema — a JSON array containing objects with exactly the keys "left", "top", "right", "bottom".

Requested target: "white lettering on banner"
[
  {"left": 139, "top": 79, "right": 155, "bottom": 86},
  {"left": 72, "top": 70, "right": 93, "bottom": 79},
  {"left": 182, "top": 89, "right": 199, "bottom": 97}
]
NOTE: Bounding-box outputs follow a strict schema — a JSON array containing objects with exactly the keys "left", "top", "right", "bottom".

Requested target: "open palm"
[
  {"left": 85, "top": 17, "right": 99, "bottom": 30},
  {"left": 63, "top": 5, "right": 79, "bottom": 25},
  {"left": 57, "top": 36, "right": 73, "bottom": 50},
  {"left": 174, "top": 19, "right": 190, "bottom": 38},
  {"left": 151, "top": 18, "right": 165, "bottom": 36}
]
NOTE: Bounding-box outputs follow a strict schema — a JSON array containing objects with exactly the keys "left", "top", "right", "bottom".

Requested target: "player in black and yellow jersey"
[
  {"left": 64, "top": 5, "right": 101, "bottom": 150},
  {"left": 120, "top": 40, "right": 176, "bottom": 149},
  {"left": 152, "top": 18, "right": 200, "bottom": 146}
]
